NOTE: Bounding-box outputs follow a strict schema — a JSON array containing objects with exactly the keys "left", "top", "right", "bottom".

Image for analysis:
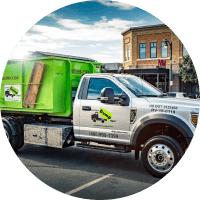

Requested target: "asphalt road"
[{"left": 16, "top": 143, "right": 160, "bottom": 199}]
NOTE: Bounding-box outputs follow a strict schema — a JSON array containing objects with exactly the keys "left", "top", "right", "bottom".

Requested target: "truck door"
[{"left": 79, "top": 77, "right": 131, "bottom": 145}]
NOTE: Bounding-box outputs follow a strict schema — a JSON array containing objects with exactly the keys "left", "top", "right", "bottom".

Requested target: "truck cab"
[{"left": 72, "top": 73, "right": 199, "bottom": 177}]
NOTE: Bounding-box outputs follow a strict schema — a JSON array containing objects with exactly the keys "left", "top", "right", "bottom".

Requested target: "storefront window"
[
  {"left": 161, "top": 42, "right": 168, "bottom": 58},
  {"left": 140, "top": 43, "right": 146, "bottom": 59},
  {"left": 150, "top": 42, "right": 157, "bottom": 58},
  {"left": 142, "top": 74, "right": 168, "bottom": 92},
  {"left": 128, "top": 46, "right": 130, "bottom": 61},
  {"left": 125, "top": 46, "right": 127, "bottom": 61}
]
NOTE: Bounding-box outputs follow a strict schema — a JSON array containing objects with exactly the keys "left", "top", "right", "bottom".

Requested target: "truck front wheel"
[{"left": 141, "top": 135, "right": 184, "bottom": 178}]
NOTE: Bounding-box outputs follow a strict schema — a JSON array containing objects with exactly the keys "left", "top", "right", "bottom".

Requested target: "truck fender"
[
  {"left": 131, "top": 114, "right": 193, "bottom": 147},
  {"left": 131, "top": 114, "right": 193, "bottom": 160},
  {"left": 2, "top": 117, "right": 23, "bottom": 136}
]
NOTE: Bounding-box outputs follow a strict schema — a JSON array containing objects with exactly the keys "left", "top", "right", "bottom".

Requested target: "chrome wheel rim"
[{"left": 147, "top": 144, "right": 174, "bottom": 173}]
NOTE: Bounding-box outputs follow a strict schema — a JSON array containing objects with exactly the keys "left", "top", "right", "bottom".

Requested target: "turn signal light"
[
  {"left": 192, "top": 114, "right": 198, "bottom": 127},
  {"left": 130, "top": 108, "right": 137, "bottom": 123}
]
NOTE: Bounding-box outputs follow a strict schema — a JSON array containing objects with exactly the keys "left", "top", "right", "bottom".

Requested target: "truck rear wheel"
[
  {"left": 141, "top": 135, "right": 184, "bottom": 178},
  {"left": 3, "top": 122, "right": 19, "bottom": 151}
]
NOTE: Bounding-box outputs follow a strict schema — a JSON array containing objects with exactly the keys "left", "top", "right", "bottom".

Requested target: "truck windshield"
[{"left": 116, "top": 76, "right": 163, "bottom": 97}]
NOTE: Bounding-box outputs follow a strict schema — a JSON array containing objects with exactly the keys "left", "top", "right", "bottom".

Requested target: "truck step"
[{"left": 76, "top": 143, "right": 131, "bottom": 153}]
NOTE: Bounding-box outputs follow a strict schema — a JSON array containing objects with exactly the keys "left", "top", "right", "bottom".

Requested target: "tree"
[
  {"left": 179, "top": 55, "right": 198, "bottom": 83},
  {"left": 179, "top": 55, "right": 199, "bottom": 98}
]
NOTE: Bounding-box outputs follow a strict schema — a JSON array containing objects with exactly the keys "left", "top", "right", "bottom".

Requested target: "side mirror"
[
  {"left": 120, "top": 94, "right": 127, "bottom": 106},
  {"left": 100, "top": 87, "right": 114, "bottom": 104}
]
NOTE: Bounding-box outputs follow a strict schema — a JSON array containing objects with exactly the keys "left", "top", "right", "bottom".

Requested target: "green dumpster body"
[{"left": 0, "top": 56, "right": 102, "bottom": 117}]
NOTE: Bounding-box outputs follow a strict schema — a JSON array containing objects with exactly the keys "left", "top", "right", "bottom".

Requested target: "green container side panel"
[
  {"left": 52, "top": 59, "right": 68, "bottom": 113},
  {"left": 0, "top": 56, "right": 102, "bottom": 117},
  {"left": 70, "top": 61, "right": 100, "bottom": 89}
]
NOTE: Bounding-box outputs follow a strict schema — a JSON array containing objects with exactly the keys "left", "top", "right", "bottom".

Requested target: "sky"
[{"left": 10, "top": 0, "right": 163, "bottom": 63}]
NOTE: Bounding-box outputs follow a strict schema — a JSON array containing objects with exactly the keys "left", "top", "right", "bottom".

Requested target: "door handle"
[{"left": 82, "top": 106, "right": 91, "bottom": 111}]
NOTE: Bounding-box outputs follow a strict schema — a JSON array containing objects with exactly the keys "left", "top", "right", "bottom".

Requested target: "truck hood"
[{"left": 145, "top": 97, "right": 200, "bottom": 109}]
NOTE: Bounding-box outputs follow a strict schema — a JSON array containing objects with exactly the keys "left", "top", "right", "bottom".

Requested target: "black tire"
[
  {"left": 15, "top": 134, "right": 24, "bottom": 150},
  {"left": 14, "top": 121, "right": 24, "bottom": 150},
  {"left": 3, "top": 122, "right": 19, "bottom": 151},
  {"left": 101, "top": 120, "right": 104, "bottom": 123},
  {"left": 93, "top": 118, "right": 96, "bottom": 122},
  {"left": 141, "top": 135, "right": 184, "bottom": 178}
]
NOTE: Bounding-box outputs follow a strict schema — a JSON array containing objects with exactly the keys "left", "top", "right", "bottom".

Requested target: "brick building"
[{"left": 121, "top": 24, "right": 191, "bottom": 94}]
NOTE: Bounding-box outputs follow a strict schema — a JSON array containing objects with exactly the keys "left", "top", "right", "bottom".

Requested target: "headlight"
[{"left": 191, "top": 114, "right": 198, "bottom": 127}]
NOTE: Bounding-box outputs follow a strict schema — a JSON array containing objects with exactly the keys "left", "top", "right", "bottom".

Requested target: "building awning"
[{"left": 107, "top": 68, "right": 169, "bottom": 75}]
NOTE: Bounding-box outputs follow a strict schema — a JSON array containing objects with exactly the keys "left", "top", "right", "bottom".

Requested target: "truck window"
[{"left": 87, "top": 78, "right": 122, "bottom": 100}]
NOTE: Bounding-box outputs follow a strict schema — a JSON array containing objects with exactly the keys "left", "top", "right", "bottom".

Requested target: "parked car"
[{"left": 167, "top": 92, "right": 189, "bottom": 98}]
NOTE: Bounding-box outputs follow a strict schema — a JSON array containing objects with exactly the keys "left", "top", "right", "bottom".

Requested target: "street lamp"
[{"left": 164, "top": 38, "right": 172, "bottom": 92}]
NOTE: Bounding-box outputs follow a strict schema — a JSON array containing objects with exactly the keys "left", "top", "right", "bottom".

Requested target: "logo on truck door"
[
  {"left": 99, "top": 108, "right": 113, "bottom": 122},
  {"left": 91, "top": 108, "right": 116, "bottom": 127}
]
